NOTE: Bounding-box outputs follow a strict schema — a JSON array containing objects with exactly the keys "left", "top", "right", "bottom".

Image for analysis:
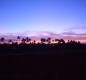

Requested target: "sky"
[{"left": 0, "top": 0, "right": 86, "bottom": 42}]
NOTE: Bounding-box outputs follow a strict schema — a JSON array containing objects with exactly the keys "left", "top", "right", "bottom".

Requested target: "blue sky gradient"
[{"left": 0, "top": 0, "right": 86, "bottom": 34}]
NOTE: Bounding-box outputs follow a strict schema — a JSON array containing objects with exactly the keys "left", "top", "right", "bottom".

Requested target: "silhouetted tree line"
[
  {"left": 0, "top": 36, "right": 81, "bottom": 44},
  {"left": 0, "top": 36, "right": 86, "bottom": 55}
]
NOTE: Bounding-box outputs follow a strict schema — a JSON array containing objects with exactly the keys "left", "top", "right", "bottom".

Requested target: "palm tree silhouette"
[
  {"left": 41, "top": 38, "right": 46, "bottom": 44},
  {"left": 17, "top": 36, "right": 20, "bottom": 40},
  {"left": 46, "top": 38, "right": 51, "bottom": 44},
  {"left": 57, "top": 39, "right": 65, "bottom": 44},
  {"left": 21, "top": 38, "right": 26, "bottom": 44},
  {"left": 33, "top": 40, "right": 36, "bottom": 44},
  {"left": 67, "top": 40, "right": 70, "bottom": 43},
  {"left": 17, "top": 36, "right": 21, "bottom": 44},
  {"left": 8, "top": 39, "right": 12, "bottom": 44},
  {"left": 0, "top": 37, "right": 5, "bottom": 44},
  {"left": 60, "top": 39, "right": 65, "bottom": 43},
  {"left": 26, "top": 37, "right": 31, "bottom": 44},
  {"left": 55, "top": 39, "right": 59, "bottom": 43}
]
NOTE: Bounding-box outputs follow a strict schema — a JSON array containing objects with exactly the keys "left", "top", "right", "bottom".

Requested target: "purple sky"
[{"left": 0, "top": 0, "right": 86, "bottom": 42}]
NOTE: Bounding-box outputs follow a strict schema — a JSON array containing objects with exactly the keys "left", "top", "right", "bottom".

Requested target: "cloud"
[
  {"left": 62, "top": 27, "right": 86, "bottom": 41},
  {"left": 66, "top": 27, "right": 86, "bottom": 34},
  {"left": 0, "top": 30, "right": 86, "bottom": 43}
]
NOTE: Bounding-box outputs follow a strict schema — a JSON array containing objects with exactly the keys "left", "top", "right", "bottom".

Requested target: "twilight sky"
[{"left": 0, "top": 0, "right": 86, "bottom": 42}]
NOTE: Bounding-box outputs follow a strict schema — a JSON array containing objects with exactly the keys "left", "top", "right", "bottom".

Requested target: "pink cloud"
[{"left": 0, "top": 30, "right": 86, "bottom": 43}]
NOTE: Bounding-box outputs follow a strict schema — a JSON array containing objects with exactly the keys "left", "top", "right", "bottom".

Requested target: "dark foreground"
[{"left": 0, "top": 43, "right": 86, "bottom": 80}]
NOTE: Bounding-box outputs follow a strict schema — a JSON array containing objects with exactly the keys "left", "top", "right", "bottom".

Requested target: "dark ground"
[{"left": 0, "top": 43, "right": 86, "bottom": 80}]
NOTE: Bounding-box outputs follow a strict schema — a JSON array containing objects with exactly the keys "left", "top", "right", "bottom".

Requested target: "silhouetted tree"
[
  {"left": 21, "top": 38, "right": 26, "bottom": 44},
  {"left": 17, "top": 36, "right": 21, "bottom": 44},
  {"left": 46, "top": 38, "right": 51, "bottom": 44},
  {"left": 0, "top": 37, "right": 5, "bottom": 44},
  {"left": 26, "top": 37, "right": 31, "bottom": 44},
  {"left": 78, "top": 41, "right": 81, "bottom": 44},
  {"left": 8, "top": 39, "right": 12, "bottom": 44},
  {"left": 33, "top": 40, "right": 36, "bottom": 44},
  {"left": 17, "top": 36, "right": 20, "bottom": 40},
  {"left": 60, "top": 39, "right": 65, "bottom": 43},
  {"left": 55, "top": 39, "right": 59, "bottom": 43},
  {"left": 41, "top": 38, "right": 46, "bottom": 44},
  {"left": 52, "top": 40, "right": 54, "bottom": 43},
  {"left": 67, "top": 40, "right": 70, "bottom": 43}
]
